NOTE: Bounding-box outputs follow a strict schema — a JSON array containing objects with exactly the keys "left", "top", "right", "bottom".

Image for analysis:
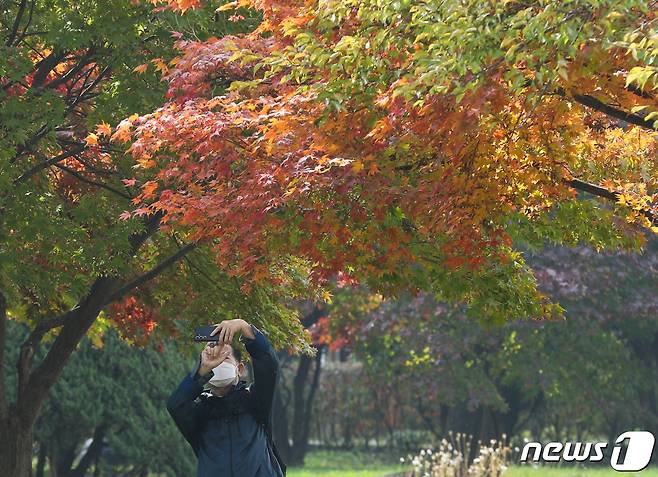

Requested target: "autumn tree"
[
  {"left": 3, "top": 0, "right": 658, "bottom": 475},
  {"left": 124, "top": 0, "right": 657, "bottom": 327},
  {"left": 119, "top": 0, "right": 658, "bottom": 461},
  {"left": 0, "top": 2, "right": 308, "bottom": 477}
]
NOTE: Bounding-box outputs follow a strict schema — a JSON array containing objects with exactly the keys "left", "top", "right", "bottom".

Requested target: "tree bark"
[
  {"left": 289, "top": 353, "right": 313, "bottom": 464},
  {"left": 296, "top": 347, "right": 322, "bottom": 459},
  {"left": 0, "top": 413, "right": 34, "bottom": 477},
  {"left": 272, "top": 350, "right": 292, "bottom": 462}
]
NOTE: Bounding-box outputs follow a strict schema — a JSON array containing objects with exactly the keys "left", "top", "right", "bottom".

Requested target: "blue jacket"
[{"left": 167, "top": 325, "right": 284, "bottom": 477}]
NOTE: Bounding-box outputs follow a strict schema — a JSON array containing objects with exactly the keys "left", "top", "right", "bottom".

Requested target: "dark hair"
[{"left": 231, "top": 345, "right": 242, "bottom": 362}]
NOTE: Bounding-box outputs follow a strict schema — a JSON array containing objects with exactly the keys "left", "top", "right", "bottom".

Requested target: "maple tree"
[
  {"left": 2, "top": 0, "right": 658, "bottom": 475},
  {"left": 124, "top": 0, "right": 657, "bottom": 328},
  {"left": 0, "top": 2, "right": 307, "bottom": 477}
]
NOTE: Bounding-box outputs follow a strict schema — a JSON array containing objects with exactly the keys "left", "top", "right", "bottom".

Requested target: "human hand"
[
  {"left": 210, "top": 319, "right": 254, "bottom": 343},
  {"left": 199, "top": 342, "right": 232, "bottom": 375}
]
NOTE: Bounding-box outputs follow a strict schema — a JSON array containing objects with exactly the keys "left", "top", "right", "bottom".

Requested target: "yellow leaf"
[
  {"left": 152, "top": 58, "right": 169, "bottom": 74},
  {"left": 352, "top": 161, "right": 364, "bottom": 173}
]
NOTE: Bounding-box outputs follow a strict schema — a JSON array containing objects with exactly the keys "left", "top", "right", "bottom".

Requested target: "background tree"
[
  {"left": 313, "top": 232, "right": 658, "bottom": 463},
  {"left": 272, "top": 301, "right": 328, "bottom": 466},
  {"left": 4, "top": 320, "right": 196, "bottom": 477}
]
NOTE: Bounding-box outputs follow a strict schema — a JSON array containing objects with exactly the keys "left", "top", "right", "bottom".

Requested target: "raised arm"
[
  {"left": 210, "top": 319, "right": 280, "bottom": 423},
  {"left": 242, "top": 323, "right": 280, "bottom": 422},
  {"left": 166, "top": 344, "right": 223, "bottom": 453}
]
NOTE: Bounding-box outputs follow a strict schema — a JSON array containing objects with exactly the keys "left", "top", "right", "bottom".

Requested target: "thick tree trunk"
[
  {"left": 0, "top": 414, "right": 34, "bottom": 477},
  {"left": 0, "top": 215, "right": 188, "bottom": 477}
]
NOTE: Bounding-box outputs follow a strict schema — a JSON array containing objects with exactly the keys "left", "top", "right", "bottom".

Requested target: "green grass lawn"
[
  {"left": 287, "top": 450, "right": 658, "bottom": 477},
  {"left": 506, "top": 466, "right": 658, "bottom": 477},
  {"left": 287, "top": 449, "right": 408, "bottom": 477}
]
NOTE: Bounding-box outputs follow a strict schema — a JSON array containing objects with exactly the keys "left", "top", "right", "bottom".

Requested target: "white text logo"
[{"left": 520, "top": 431, "right": 655, "bottom": 472}]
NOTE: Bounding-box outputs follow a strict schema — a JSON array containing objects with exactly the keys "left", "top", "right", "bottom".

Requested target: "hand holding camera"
[
  {"left": 195, "top": 319, "right": 255, "bottom": 375},
  {"left": 209, "top": 319, "right": 255, "bottom": 344}
]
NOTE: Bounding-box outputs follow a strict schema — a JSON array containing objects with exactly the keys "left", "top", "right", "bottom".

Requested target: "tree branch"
[
  {"left": 53, "top": 163, "right": 132, "bottom": 199},
  {"left": 13, "top": 145, "right": 86, "bottom": 185},
  {"left": 17, "top": 276, "right": 119, "bottom": 424},
  {"left": 16, "top": 309, "right": 77, "bottom": 404},
  {"left": 128, "top": 212, "right": 163, "bottom": 252},
  {"left": 38, "top": 47, "right": 97, "bottom": 92},
  {"left": 30, "top": 50, "right": 67, "bottom": 89},
  {"left": 12, "top": 124, "right": 51, "bottom": 161},
  {"left": 67, "top": 64, "right": 111, "bottom": 112},
  {"left": 14, "top": 211, "right": 163, "bottom": 423},
  {"left": 104, "top": 242, "right": 199, "bottom": 304},
  {"left": 564, "top": 177, "right": 657, "bottom": 226},
  {"left": 5, "top": 0, "right": 27, "bottom": 46},
  {"left": 556, "top": 88, "right": 657, "bottom": 131},
  {"left": 17, "top": 240, "right": 197, "bottom": 410}
]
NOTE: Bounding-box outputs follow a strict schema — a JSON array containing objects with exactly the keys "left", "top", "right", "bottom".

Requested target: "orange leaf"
[
  {"left": 84, "top": 133, "right": 98, "bottom": 146},
  {"left": 96, "top": 122, "right": 112, "bottom": 137},
  {"left": 133, "top": 63, "right": 148, "bottom": 74}
]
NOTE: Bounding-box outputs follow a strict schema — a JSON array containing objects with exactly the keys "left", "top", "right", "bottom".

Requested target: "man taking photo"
[{"left": 167, "top": 319, "right": 286, "bottom": 477}]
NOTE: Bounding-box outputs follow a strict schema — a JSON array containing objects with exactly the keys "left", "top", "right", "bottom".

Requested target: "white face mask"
[{"left": 209, "top": 361, "right": 238, "bottom": 388}]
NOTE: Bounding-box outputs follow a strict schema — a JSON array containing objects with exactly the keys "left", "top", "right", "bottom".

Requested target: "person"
[{"left": 167, "top": 319, "right": 286, "bottom": 477}]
